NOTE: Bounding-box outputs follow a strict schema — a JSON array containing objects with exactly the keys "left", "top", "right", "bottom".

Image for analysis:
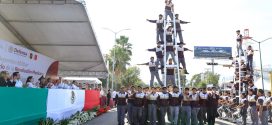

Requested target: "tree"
[
  {"left": 190, "top": 71, "right": 220, "bottom": 88},
  {"left": 120, "top": 66, "right": 145, "bottom": 87},
  {"left": 106, "top": 36, "right": 143, "bottom": 89}
]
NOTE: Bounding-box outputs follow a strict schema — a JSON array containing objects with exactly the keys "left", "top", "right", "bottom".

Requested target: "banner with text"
[
  {"left": 194, "top": 46, "right": 232, "bottom": 59},
  {"left": 0, "top": 40, "right": 59, "bottom": 83}
]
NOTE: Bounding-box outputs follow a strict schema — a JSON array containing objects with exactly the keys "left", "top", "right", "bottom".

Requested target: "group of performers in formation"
[
  {"left": 113, "top": 0, "right": 270, "bottom": 125},
  {"left": 115, "top": 86, "right": 272, "bottom": 125},
  {"left": 137, "top": 0, "right": 191, "bottom": 87},
  {"left": 115, "top": 85, "right": 220, "bottom": 125},
  {"left": 217, "top": 89, "right": 272, "bottom": 125}
]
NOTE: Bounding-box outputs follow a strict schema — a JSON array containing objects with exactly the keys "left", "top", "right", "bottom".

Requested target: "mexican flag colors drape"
[{"left": 0, "top": 88, "right": 100, "bottom": 125}]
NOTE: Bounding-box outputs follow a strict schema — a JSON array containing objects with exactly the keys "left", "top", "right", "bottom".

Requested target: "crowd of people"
[
  {"left": 114, "top": 85, "right": 271, "bottom": 125},
  {"left": 114, "top": 85, "right": 219, "bottom": 125},
  {"left": 0, "top": 71, "right": 85, "bottom": 90}
]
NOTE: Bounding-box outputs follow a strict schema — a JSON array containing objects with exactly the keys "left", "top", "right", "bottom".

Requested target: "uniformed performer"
[
  {"left": 181, "top": 87, "right": 191, "bottom": 125},
  {"left": 137, "top": 57, "right": 163, "bottom": 86},
  {"left": 191, "top": 88, "right": 200, "bottom": 125},
  {"left": 166, "top": 58, "right": 175, "bottom": 86},
  {"left": 236, "top": 30, "right": 244, "bottom": 57},
  {"left": 147, "top": 14, "right": 164, "bottom": 42},
  {"left": 174, "top": 14, "right": 190, "bottom": 45},
  {"left": 147, "top": 87, "right": 159, "bottom": 125},
  {"left": 266, "top": 91, "right": 272, "bottom": 122},
  {"left": 115, "top": 86, "right": 128, "bottom": 125},
  {"left": 165, "top": 26, "right": 177, "bottom": 64},
  {"left": 176, "top": 43, "right": 192, "bottom": 74},
  {"left": 142, "top": 87, "right": 149, "bottom": 125},
  {"left": 169, "top": 86, "right": 183, "bottom": 125},
  {"left": 199, "top": 88, "right": 208, "bottom": 125},
  {"left": 132, "top": 86, "right": 146, "bottom": 125},
  {"left": 147, "top": 42, "right": 164, "bottom": 74},
  {"left": 127, "top": 86, "right": 136, "bottom": 125},
  {"left": 238, "top": 92, "right": 248, "bottom": 125},
  {"left": 165, "top": 0, "right": 174, "bottom": 20},
  {"left": 248, "top": 88, "right": 258, "bottom": 125},
  {"left": 158, "top": 86, "right": 170, "bottom": 125},
  {"left": 257, "top": 89, "right": 269, "bottom": 125},
  {"left": 207, "top": 87, "right": 219, "bottom": 125}
]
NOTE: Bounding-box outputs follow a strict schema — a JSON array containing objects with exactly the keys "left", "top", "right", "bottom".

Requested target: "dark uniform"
[
  {"left": 127, "top": 90, "right": 136, "bottom": 125},
  {"left": 147, "top": 18, "right": 164, "bottom": 42},
  {"left": 115, "top": 92, "right": 128, "bottom": 125},
  {"left": 257, "top": 96, "right": 269, "bottom": 125},
  {"left": 169, "top": 92, "right": 183, "bottom": 125},
  {"left": 207, "top": 93, "right": 219, "bottom": 125},
  {"left": 158, "top": 91, "right": 170, "bottom": 125},
  {"left": 181, "top": 93, "right": 191, "bottom": 125},
  {"left": 132, "top": 92, "right": 146, "bottom": 125},
  {"left": 147, "top": 92, "right": 159, "bottom": 125},
  {"left": 248, "top": 94, "right": 258, "bottom": 125},
  {"left": 199, "top": 91, "right": 208, "bottom": 125},
  {"left": 191, "top": 93, "right": 200, "bottom": 125},
  {"left": 147, "top": 44, "right": 164, "bottom": 73},
  {"left": 240, "top": 97, "right": 248, "bottom": 125}
]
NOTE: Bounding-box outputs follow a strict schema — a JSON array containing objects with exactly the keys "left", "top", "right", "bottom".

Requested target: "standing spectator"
[
  {"left": 26, "top": 76, "right": 37, "bottom": 88},
  {"left": 112, "top": 90, "right": 117, "bottom": 107},
  {"left": 13, "top": 72, "right": 23, "bottom": 88},
  {"left": 107, "top": 89, "right": 111, "bottom": 106},
  {"left": 0, "top": 71, "right": 13, "bottom": 87},
  {"left": 38, "top": 76, "right": 46, "bottom": 88},
  {"left": 46, "top": 78, "right": 54, "bottom": 89}
]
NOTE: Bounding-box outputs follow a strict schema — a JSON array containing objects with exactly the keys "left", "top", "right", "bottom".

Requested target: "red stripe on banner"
[{"left": 83, "top": 90, "right": 100, "bottom": 111}]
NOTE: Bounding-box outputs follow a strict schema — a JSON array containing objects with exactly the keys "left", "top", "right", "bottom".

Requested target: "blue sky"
[{"left": 86, "top": 0, "right": 272, "bottom": 86}]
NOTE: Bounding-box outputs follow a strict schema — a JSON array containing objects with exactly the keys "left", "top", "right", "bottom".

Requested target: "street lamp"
[
  {"left": 250, "top": 37, "right": 272, "bottom": 90},
  {"left": 103, "top": 28, "right": 131, "bottom": 90}
]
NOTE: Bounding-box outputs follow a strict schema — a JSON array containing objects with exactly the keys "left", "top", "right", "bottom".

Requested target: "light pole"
[
  {"left": 103, "top": 28, "right": 130, "bottom": 90},
  {"left": 250, "top": 37, "right": 272, "bottom": 90}
]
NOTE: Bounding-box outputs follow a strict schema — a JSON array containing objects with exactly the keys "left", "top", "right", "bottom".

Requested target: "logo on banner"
[{"left": 71, "top": 91, "right": 75, "bottom": 104}]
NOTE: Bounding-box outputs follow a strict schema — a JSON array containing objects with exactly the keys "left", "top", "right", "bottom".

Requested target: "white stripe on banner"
[{"left": 46, "top": 89, "right": 85, "bottom": 121}]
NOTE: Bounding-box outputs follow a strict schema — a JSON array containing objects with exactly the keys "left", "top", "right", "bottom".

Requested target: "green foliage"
[
  {"left": 106, "top": 36, "right": 144, "bottom": 89},
  {"left": 38, "top": 118, "right": 54, "bottom": 125},
  {"left": 59, "top": 119, "right": 69, "bottom": 125},
  {"left": 120, "top": 66, "right": 144, "bottom": 87},
  {"left": 190, "top": 71, "right": 220, "bottom": 88}
]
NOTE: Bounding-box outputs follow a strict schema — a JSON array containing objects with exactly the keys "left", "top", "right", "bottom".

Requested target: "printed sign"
[
  {"left": 194, "top": 46, "right": 232, "bottom": 59},
  {"left": 0, "top": 40, "right": 59, "bottom": 83}
]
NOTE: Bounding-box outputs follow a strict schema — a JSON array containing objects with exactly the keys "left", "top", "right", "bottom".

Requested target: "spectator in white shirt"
[
  {"left": 13, "top": 72, "right": 23, "bottom": 88},
  {"left": 26, "top": 76, "right": 37, "bottom": 88}
]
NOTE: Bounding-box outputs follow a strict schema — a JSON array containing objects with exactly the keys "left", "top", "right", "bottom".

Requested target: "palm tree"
[{"left": 107, "top": 36, "right": 133, "bottom": 86}]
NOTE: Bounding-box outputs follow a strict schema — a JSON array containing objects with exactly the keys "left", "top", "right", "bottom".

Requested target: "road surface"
[{"left": 84, "top": 108, "right": 241, "bottom": 125}]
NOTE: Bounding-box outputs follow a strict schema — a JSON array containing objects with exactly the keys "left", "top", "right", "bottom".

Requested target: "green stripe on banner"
[{"left": 0, "top": 87, "right": 48, "bottom": 125}]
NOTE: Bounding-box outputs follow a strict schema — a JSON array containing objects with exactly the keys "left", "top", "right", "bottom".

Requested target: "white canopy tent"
[{"left": 0, "top": 0, "right": 108, "bottom": 78}]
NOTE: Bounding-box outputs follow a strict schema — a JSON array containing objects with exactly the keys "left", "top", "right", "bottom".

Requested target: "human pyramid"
[
  {"left": 115, "top": 1, "right": 220, "bottom": 125},
  {"left": 137, "top": 0, "right": 192, "bottom": 87},
  {"left": 114, "top": 1, "right": 272, "bottom": 125}
]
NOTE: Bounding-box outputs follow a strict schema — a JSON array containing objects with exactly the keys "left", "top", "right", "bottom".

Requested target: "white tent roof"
[{"left": 0, "top": 0, "right": 108, "bottom": 78}]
